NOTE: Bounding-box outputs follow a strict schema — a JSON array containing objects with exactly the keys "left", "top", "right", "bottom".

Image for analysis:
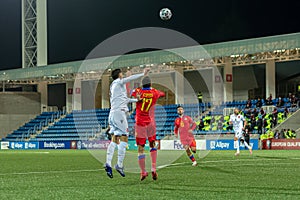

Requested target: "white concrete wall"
[{"left": 0, "top": 92, "right": 41, "bottom": 138}]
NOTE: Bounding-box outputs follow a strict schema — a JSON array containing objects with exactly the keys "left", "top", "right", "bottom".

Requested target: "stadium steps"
[
  {"left": 29, "top": 109, "right": 110, "bottom": 141},
  {"left": 30, "top": 113, "right": 68, "bottom": 139},
  {"left": 273, "top": 108, "right": 300, "bottom": 131},
  {"left": 2, "top": 111, "right": 62, "bottom": 141}
]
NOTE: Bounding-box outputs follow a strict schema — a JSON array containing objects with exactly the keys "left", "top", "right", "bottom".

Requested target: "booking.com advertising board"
[
  {"left": 206, "top": 139, "right": 259, "bottom": 150},
  {"left": 39, "top": 141, "right": 71, "bottom": 149}
]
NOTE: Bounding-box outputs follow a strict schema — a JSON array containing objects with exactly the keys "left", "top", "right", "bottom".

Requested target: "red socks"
[{"left": 150, "top": 148, "right": 157, "bottom": 172}]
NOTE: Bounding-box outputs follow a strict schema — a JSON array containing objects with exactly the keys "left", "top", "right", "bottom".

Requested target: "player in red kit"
[
  {"left": 174, "top": 105, "right": 198, "bottom": 166},
  {"left": 131, "top": 76, "right": 165, "bottom": 181}
]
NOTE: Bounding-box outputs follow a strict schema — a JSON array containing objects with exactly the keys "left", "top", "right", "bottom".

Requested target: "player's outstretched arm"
[
  {"left": 120, "top": 68, "right": 151, "bottom": 85},
  {"left": 120, "top": 73, "right": 144, "bottom": 84},
  {"left": 128, "top": 98, "right": 138, "bottom": 103}
]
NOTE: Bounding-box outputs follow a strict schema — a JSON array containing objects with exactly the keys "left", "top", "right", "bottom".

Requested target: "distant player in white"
[
  {"left": 105, "top": 68, "right": 150, "bottom": 178},
  {"left": 229, "top": 108, "right": 252, "bottom": 156}
]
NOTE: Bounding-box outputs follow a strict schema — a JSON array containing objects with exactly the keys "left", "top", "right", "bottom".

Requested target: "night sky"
[{"left": 0, "top": 0, "right": 300, "bottom": 70}]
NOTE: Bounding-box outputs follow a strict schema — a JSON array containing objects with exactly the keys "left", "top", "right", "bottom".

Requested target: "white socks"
[
  {"left": 235, "top": 140, "right": 252, "bottom": 154},
  {"left": 244, "top": 141, "right": 252, "bottom": 150},
  {"left": 117, "top": 141, "right": 127, "bottom": 168},
  {"left": 106, "top": 142, "right": 117, "bottom": 167},
  {"left": 235, "top": 140, "right": 240, "bottom": 153}
]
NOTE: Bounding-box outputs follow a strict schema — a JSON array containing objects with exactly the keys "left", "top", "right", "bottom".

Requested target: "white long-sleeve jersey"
[
  {"left": 110, "top": 73, "right": 143, "bottom": 112},
  {"left": 229, "top": 114, "right": 245, "bottom": 133}
]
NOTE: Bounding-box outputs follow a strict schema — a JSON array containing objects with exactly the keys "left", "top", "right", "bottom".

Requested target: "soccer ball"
[{"left": 159, "top": 8, "right": 172, "bottom": 20}]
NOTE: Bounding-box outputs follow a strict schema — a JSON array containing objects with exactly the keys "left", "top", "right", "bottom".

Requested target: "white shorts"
[
  {"left": 108, "top": 110, "right": 128, "bottom": 136},
  {"left": 235, "top": 131, "right": 244, "bottom": 140}
]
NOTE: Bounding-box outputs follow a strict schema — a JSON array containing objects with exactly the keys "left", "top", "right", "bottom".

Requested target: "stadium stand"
[
  {"left": 1, "top": 97, "right": 298, "bottom": 142},
  {"left": 3, "top": 111, "right": 62, "bottom": 141},
  {"left": 195, "top": 97, "right": 298, "bottom": 135},
  {"left": 29, "top": 109, "right": 110, "bottom": 141}
]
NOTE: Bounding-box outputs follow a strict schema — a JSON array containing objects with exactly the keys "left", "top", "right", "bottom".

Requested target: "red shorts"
[
  {"left": 190, "top": 139, "right": 196, "bottom": 148},
  {"left": 136, "top": 135, "right": 156, "bottom": 146},
  {"left": 181, "top": 137, "right": 196, "bottom": 148},
  {"left": 135, "top": 122, "right": 156, "bottom": 146}
]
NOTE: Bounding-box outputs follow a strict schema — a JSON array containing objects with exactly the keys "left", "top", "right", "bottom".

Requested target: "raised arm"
[
  {"left": 119, "top": 68, "right": 150, "bottom": 85},
  {"left": 120, "top": 73, "right": 144, "bottom": 85}
]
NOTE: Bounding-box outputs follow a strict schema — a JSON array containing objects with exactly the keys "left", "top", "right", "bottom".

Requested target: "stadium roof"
[{"left": 0, "top": 32, "right": 299, "bottom": 82}]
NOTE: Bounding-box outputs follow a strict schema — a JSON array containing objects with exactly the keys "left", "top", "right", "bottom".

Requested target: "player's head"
[
  {"left": 142, "top": 76, "right": 151, "bottom": 88},
  {"left": 177, "top": 105, "right": 184, "bottom": 116},
  {"left": 111, "top": 69, "right": 123, "bottom": 80},
  {"left": 234, "top": 108, "right": 240, "bottom": 115}
]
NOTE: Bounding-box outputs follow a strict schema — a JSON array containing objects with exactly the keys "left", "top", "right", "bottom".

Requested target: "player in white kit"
[
  {"left": 229, "top": 108, "right": 253, "bottom": 156},
  {"left": 105, "top": 67, "right": 150, "bottom": 178}
]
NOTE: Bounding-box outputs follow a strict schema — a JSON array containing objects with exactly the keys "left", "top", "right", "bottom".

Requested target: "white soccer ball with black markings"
[{"left": 159, "top": 8, "right": 172, "bottom": 21}]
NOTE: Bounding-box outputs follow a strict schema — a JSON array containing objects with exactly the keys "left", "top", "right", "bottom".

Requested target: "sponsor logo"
[
  {"left": 272, "top": 142, "right": 287, "bottom": 147},
  {"left": 211, "top": 141, "right": 230, "bottom": 149},
  {"left": 287, "top": 142, "right": 300, "bottom": 147},
  {"left": 272, "top": 141, "right": 300, "bottom": 147},
  {"left": 174, "top": 140, "right": 184, "bottom": 149},
  {"left": 210, "top": 141, "right": 216, "bottom": 149},
  {"left": 1, "top": 142, "right": 10, "bottom": 150},
  {"left": 271, "top": 139, "right": 300, "bottom": 150},
  {"left": 44, "top": 142, "right": 65, "bottom": 149},
  {"left": 143, "top": 93, "right": 153, "bottom": 98},
  {"left": 81, "top": 141, "right": 110, "bottom": 149},
  {"left": 14, "top": 143, "right": 23, "bottom": 149},
  {"left": 9, "top": 142, "right": 38, "bottom": 149},
  {"left": 28, "top": 143, "right": 37, "bottom": 149}
]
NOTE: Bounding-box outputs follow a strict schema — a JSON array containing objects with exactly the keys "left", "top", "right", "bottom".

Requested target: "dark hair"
[
  {"left": 142, "top": 76, "right": 151, "bottom": 88},
  {"left": 111, "top": 69, "right": 121, "bottom": 80},
  {"left": 177, "top": 105, "right": 183, "bottom": 109}
]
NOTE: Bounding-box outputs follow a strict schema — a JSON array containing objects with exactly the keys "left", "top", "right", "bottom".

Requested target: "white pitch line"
[
  {"left": 0, "top": 157, "right": 299, "bottom": 176},
  {"left": 201, "top": 158, "right": 283, "bottom": 163},
  {"left": 205, "top": 162, "right": 299, "bottom": 167},
  {"left": 157, "top": 162, "right": 188, "bottom": 169},
  {"left": 157, "top": 157, "right": 298, "bottom": 169},
  {"left": 291, "top": 157, "right": 300, "bottom": 160}
]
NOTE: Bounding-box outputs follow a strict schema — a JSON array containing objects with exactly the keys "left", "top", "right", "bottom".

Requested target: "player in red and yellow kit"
[
  {"left": 174, "top": 105, "right": 198, "bottom": 166},
  {"left": 131, "top": 76, "right": 165, "bottom": 181}
]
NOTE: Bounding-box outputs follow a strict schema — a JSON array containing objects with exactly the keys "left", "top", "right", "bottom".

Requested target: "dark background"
[{"left": 0, "top": 0, "right": 300, "bottom": 70}]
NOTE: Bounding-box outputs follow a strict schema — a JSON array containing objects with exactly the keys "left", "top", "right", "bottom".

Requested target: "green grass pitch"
[{"left": 0, "top": 150, "right": 300, "bottom": 200}]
